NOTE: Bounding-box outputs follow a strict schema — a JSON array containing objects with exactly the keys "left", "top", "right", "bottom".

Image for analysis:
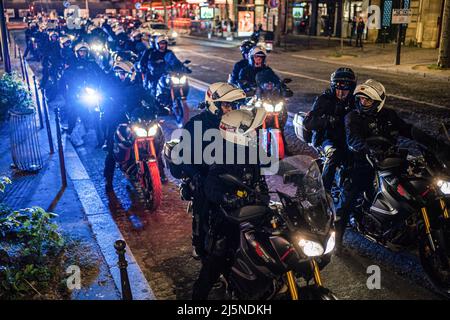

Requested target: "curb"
[
  {"left": 64, "top": 141, "right": 156, "bottom": 300},
  {"left": 291, "top": 54, "right": 450, "bottom": 82}
]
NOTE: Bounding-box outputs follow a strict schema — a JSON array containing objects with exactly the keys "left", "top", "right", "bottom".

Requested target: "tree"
[{"left": 438, "top": 0, "right": 450, "bottom": 68}]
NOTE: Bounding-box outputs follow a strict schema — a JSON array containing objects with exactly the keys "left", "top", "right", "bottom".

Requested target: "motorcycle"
[
  {"left": 113, "top": 105, "right": 164, "bottom": 210},
  {"left": 156, "top": 60, "right": 192, "bottom": 126},
  {"left": 213, "top": 156, "right": 337, "bottom": 300},
  {"left": 76, "top": 85, "right": 105, "bottom": 147},
  {"left": 339, "top": 136, "right": 450, "bottom": 294},
  {"left": 244, "top": 73, "right": 293, "bottom": 160}
]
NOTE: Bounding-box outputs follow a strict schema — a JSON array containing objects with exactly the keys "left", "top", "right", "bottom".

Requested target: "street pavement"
[{"left": 12, "top": 30, "right": 450, "bottom": 300}]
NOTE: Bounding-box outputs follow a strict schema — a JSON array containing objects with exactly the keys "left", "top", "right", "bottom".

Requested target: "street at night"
[{"left": 1, "top": 0, "right": 450, "bottom": 307}]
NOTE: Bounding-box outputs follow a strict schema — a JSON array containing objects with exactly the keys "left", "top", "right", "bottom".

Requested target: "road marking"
[{"left": 182, "top": 49, "right": 448, "bottom": 110}]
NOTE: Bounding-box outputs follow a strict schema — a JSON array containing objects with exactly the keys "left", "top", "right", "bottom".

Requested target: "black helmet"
[
  {"left": 330, "top": 67, "right": 356, "bottom": 92},
  {"left": 240, "top": 40, "right": 254, "bottom": 59}
]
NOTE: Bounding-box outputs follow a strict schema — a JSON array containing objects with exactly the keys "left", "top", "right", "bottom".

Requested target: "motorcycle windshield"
[{"left": 272, "top": 155, "right": 334, "bottom": 235}]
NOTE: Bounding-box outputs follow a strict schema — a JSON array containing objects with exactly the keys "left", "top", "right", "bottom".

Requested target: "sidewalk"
[
  {"left": 182, "top": 33, "right": 450, "bottom": 81},
  {"left": 0, "top": 38, "right": 154, "bottom": 299}
]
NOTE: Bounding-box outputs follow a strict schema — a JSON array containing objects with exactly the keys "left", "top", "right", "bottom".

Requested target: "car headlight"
[
  {"left": 298, "top": 238, "right": 324, "bottom": 257},
  {"left": 147, "top": 124, "right": 158, "bottom": 137},
  {"left": 324, "top": 231, "right": 335, "bottom": 254},
  {"left": 263, "top": 102, "right": 274, "bottom": 112},
  {"left": 172, "top": 31, "right": 178, "bottom": 37},
  {"left": 437, "top": 180, "right": 450, "bottom": 195},
  {"left": 274, "top": 102, "right": 284, "bottom": 112},
  {"left": 133, "top": 126, "right": 147, "bottom": 137}
]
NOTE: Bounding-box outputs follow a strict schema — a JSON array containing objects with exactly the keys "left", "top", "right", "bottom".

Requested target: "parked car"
[{"left": 139, "top": 21, "right": 177, "bottom": 45}]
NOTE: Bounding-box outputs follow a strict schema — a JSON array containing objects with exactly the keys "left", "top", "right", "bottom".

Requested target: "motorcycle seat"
[
  {"left": 377, "top": 157, "right": 404, "bottom": 171},
  {"left": 229, "top": 205, "right": 269, "bottom": 223}
]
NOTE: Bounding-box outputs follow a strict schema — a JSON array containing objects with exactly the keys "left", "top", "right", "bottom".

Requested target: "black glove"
[
  {"left": 222, "top": 194, "right": 243, "bottom": 209},
  {"left": 327, "top": 115, "right": 340, "bottom": 129}
]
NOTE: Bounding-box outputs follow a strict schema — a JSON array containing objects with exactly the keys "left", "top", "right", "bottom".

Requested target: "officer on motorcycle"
[
  {"left": 229, "top": 40, "right": 254, "bottom": 86},
  {"left": 61, "top": 42, "right": 105, "bottom": 146},
  {"left": 238, "top": 46, "right": 280, "bottom": 94},
  {"left": 60, "top": 36, "right": 76, "bottom": 68},
  {"left": 130, "top": 30, "right": 147, "bottom": 57},
  {"left": 303, "top": 67, "right": 356, "bottom": 192},
  {"left": 140, "top": 35, "right": 186, "bottom": 93},
  {"left": 40, "top": 31, "right": 62, "bottom": 90},
  {"left": 103, "top": 60, "right": 163, "bottom": 192},
  {"left": 192, "top": 107, "right": 268, "bottom": 300},
  {"left": 180, "top": 83, "right": 247, "bottom": 260},
  {"left": 336, "top": 79, "right": 448, "bottom": 251},
  {"left": 24, "top": 22, "right": 39, "bottom": 59}
]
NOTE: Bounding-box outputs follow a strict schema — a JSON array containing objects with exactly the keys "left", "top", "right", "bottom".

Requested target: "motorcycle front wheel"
[
  {"left": 297, "top": 285, "right": 338, "bottom": 300},
  {"left": 143, "top": 160, "right": 162, "bottom": 211},
  {"left": 418, "top": 225, "right": 450, "bottom": 295}
]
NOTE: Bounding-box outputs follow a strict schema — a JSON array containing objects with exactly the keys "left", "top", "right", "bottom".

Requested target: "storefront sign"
[
  {"left": 391, "top": 9, "right": 411, "bottom": 24},
  {"left": 200, "top": 7, "right": 214, "bottom": 19}
]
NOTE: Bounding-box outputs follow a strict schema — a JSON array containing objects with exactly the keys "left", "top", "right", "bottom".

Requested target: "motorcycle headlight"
[
  {"left": 324, "top": 231, "right": 335, "bottom": 254},
  {"left": 274, "top": 102, "right": 284, "bottom": 112},
  {"left": 133, "top": 126, "right": 147, "bottom": 137},
  {"left": 437, "top": 180, "right": 450, "bottom": 195},
  {"left": 82, "top": 87, "right": 101, "bottom": 107},
  {"left": 298, "top": 238, "right": 324, "bottom": 257},
  {"left": 31, "top": 37, "right": 35, "bottom": 41},
  {"left": 147, "top": 124, "right": 158, "bottom": 137},
  {"left": 91, "top": 43, "right": 102, "bottom": 52},
  {"left": 180, "top": 75, "right": 187, "bottom": 84},
  {"left": 263, "top": 102, "right": 274, "bottom": 112},
  {"left": 172, "top": 31, "right": 178, "bottom": 37},
  {"left": 171, "top": 76, "right": 181, "bottom": 85}
]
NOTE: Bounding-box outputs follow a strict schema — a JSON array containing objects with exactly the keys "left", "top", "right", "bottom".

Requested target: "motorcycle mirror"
[
  {"left": 283, "top": 78, "right": 292, "bottom": 84},
  {"left": 184, "top": 60, "right": 191, "bottom": 65},
  {"left": 219, "top": 174, "right": 255, "bottom": 193}
]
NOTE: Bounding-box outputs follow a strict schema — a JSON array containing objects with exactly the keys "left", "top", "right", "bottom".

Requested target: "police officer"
[
  {"left": 103, "top": 60, "right": 162, "bottom": 192},
  {"left": 140, "top": 35, "right": 186, "bottom": 93},
  {"left": 237, "top": 46, "right": 280, "bottom": 94},
  {"left": 337, "top": 79, "right": 448, "bottom": 251},
  {"left": 180, "top": 83, "right": 247, "bottom": 260},
  {"left": 192, "top": 108, "right": 268, "bottom": 300},
  {"left": 60, "top": 42, "right": 105, "bottom": 146},
  {"left": 303, "top": 67, "right": 356, "bottom": 192},
  {"left": 228, "top": 40, "right": 254, "bottom": 86},
  {"left": 40, "top": 31, "right": 62, "bottom": 91}
]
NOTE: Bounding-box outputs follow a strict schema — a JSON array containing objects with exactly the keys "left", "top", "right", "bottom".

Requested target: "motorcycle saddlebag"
[
  {"left": 293, "top": 112, "right": 312, "bottom": 144},
  {"left": 163, "top": 139, "right": 184, "bottom": 179}
]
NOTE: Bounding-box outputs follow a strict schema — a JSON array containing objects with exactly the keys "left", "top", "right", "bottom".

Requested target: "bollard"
[
  {"left": 33, "top": 75, "right": 44, "bottom": 129},
  {"left": 18, "top": 47, "right": 25, "bottom": 80},
  {"left": 54, "top": 107, "right": 67, "bottom": 187},
  {"left": 23, "top": 59, "right": 31, "bottom": 92},
  {"left": 41, "top": 89, "right": 54, "bottom": 154},
  {"left": 114, "top": 240, "right": 133, "bottom": 300}
]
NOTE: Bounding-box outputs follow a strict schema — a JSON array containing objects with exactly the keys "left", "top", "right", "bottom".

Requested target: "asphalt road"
[{"left": 13, "top": 30, "right": 448, "bottom": 300}]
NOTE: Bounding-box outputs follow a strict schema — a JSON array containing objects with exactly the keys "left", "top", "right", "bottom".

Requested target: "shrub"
[{"left": 0, "top": 72, "right": 34, "bottom": 121}]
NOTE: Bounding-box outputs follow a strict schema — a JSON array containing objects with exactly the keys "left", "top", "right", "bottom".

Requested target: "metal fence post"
[
  {"left": 54, "top": 107, "right": 67, "bottom": 187},
  {"left": 18, "top": 47, "right": 25, "bottom": 80},
  {"left": 23, "top": 59, "right": 31, "bottom": 92},
  {"left": 114, "top": 240, "right": 133, "bottom": 300},
  {"left": 33, "top": 75, "right": 44, "bottom": 129},
  {"left": 40, "top": 88, "right": 54, "bottom": 154}
]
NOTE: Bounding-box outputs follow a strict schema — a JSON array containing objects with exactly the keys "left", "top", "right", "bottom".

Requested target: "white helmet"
[
  {"left": 113, "top": 60, "right": 134, "bottom": 74},
  {"left": 354, "top": 79, "right": 386, "bottom": 113},
  {"left": 205, "top": 82, "right": 246, "bottom": 117},
  {"left": 154, "top": 35, "right": 169, "bottom": 50},
  {"left": 74, "top": 41, "right": 90, "bottom": 57},
  {"left": 248, "top": 45, "right": 267, "bottom": 67},
  {"left": 220, "top": 108, "right": 267, "bottom": 146}
]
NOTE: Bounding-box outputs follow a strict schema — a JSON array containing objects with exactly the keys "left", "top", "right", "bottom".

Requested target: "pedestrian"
[
  {"left": 349, "top": 16, "right": 356, "bottom": 46},
  {"left": 356, "top": 17, "right": 365, "bottom": 48}
]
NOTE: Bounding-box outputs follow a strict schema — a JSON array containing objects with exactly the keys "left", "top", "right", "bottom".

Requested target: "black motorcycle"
[
  {"left": 342, "top": 136, "right": 450, "bottom": 294},
  {"left": 156, "top": 60, "right": 191, "bottom": 126},
  {"left": 214, "top": 157, "right": 337, "bottom": 300}
]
